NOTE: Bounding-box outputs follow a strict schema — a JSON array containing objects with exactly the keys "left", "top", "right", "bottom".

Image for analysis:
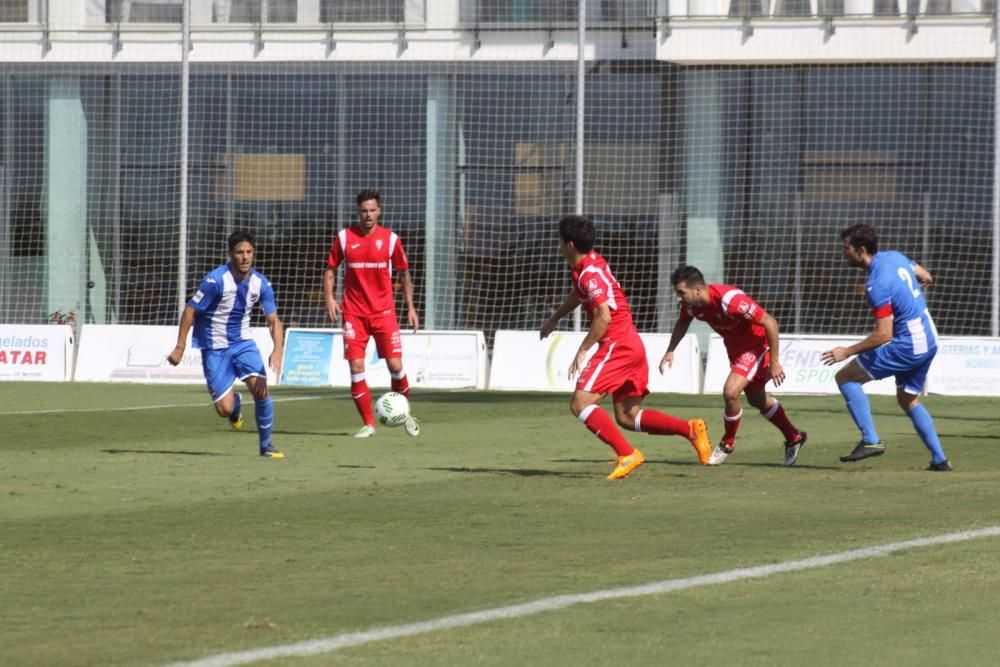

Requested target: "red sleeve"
[
  {"left": 326, "top": 243, "right": 342, "bottom": 269},
  {"left": 871, "top": 304, "right": 893, "bottom": 319},
  {"left": 725, "top": 292, "right": 767, "bottom": 324},
  {"left": 678, "top": 307, "right": 694, "bottom": 322},
  {"left": 578, "top": 271, "right": 610, "bottom": 308},
  {"left": 392, "top": 236, "right": 409, "bottom": 272}
]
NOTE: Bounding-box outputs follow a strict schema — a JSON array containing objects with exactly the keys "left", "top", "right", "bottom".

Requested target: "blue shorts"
[
  {"left": 201, "top": 339, "right": 266, "bottom": 402},
  {"left": 857, "top": 343, "right": 936, "bottom": 395}
]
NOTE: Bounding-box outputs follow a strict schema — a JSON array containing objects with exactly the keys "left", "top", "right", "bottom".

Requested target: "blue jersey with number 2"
[{"left": 866, "top": 250, "right": 937, "bottom": 357}]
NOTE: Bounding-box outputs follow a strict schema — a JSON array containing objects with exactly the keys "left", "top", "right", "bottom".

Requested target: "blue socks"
[
  {"left": 908, "top": 403, "right": 948, "bottom": 464},
  {"left": 839, "top": 381, "right": 880, "bottom": 444},
  {"left": 255, "top": 396, "right": 274, "bottom": 448}
]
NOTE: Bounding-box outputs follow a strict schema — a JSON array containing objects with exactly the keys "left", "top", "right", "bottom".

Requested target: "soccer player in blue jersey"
[
  {"left": 167, "top": 230, "right": 285, "bottom": 458},
  {"left": 821, "top": 224, "right": 951, "bottom": 471}
]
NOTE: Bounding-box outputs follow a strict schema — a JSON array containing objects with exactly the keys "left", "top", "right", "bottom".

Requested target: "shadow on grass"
[
  {"left": 557, "top": 456, "right": 842, "bottom": 471},
  {"left": 428, "top": 466, "right": 592, "bottom": 478},
  {"left": 720, "top": 461, "right": 844, "bottom": 470},
  {"left": 102, "top": 448, "right": 224, "bottom": 456},
  {"left": 556, "top": 457, "right": 708, "bottom": 468}
]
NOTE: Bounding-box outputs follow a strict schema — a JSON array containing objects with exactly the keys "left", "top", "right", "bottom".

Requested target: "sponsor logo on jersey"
[
  {"left": 351, "top": 243, "right": 361, "bottom": 249},
  {"left": 347, "top": 262, "right": 389, "bottom": 269},
  {"left": 738, "top": 301, "right": 757, "bottom": 320},
  {"left": 192, "top": 290, "right": 204, "bottom": 304}
]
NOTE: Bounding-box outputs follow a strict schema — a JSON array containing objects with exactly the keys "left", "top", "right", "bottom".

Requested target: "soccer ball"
[{"left": 374, "top": 392, "right": 410, "bottom": 428}]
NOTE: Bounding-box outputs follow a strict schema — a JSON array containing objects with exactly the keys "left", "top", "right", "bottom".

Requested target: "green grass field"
[{"left": 2, "top": 383, "right": 998, "bottom": 667}]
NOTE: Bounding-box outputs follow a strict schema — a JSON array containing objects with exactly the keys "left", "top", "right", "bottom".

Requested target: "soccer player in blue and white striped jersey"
[
  {"left": 821, "top": 224, "right": 950, "bottom": 471},
  {"left": 167, "top": 230, "right": 285, "bottom": 458}
]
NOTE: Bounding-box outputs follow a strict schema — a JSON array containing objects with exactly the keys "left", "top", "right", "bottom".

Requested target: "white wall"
[{"left": 5, "top": 0, "right": 991, "bottom": 64}]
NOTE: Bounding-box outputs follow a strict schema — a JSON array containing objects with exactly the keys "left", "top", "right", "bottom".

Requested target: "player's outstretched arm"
[
  {"left": 914, "top": 263, "right": 934, "bottom": 288},
  {"left": 659, "top": 318, "right": 691, "bottom": 374},
  {"left": 167, "top": 306, "right": 196, "bottom": 366},
  {"left": 323, "top": 267, "right": 340, "bottom": 323},
  {"left": 266, "top": 311, "right": 284, "bottom": 376},
  {"left": 399, "top": 269, "right": 420, "bottom": 333},
  {"left": 540, "top": 290, "right": 580, "bottom": 339},
  {"left": 569, "top": 302, "right": 609, "bottom": 379},
  {"left": 761, "top": 313, "right": 785, "bottom": 386},
  {"left": 821, "top": 316, "right": 892, "bottom": 365}
]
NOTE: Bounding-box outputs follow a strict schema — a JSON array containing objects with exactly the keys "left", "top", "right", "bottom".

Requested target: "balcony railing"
[
  {"left": 653, "top": 0, "right": 993, "bottom": 17},
  {"left": 99, "top": 1, "right": 408, "bottom": 24},
  {"left": 3, "top": 0, "right": 992, "bottom": 29}
]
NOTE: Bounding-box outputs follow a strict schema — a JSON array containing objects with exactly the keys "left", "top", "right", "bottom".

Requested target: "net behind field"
[{"left": 0, "top": 59, "right": 994, "bottom": 340}]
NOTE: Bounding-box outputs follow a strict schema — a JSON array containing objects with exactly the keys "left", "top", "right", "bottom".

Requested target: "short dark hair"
[
  {"left": 228, "top": 229, "right": 256, "bottom": 252},
  {"left": 558, "top": 214, "right": 595, "bottom": 253},
  {"left": 356, "top": 188, "right": 381, "bottom": 207},
  {"left": 841, "top": 224, "right": 878, "bottom": 255},
  {"left": 670, "top": 265, "right": 706, "bottom": 288}
]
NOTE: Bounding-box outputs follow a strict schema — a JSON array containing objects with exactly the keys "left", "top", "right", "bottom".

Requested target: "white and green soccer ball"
[{"left": 374, "top": 391, "right": 410, "bottom": 428}]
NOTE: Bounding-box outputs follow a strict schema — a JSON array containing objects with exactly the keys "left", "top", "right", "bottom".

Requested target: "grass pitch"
[{"left": 1, "top": 383, "right": 998, "bottom": 667}]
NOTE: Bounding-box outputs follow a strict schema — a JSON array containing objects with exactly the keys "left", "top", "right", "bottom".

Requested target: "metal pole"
[
  {"left": 793, "top": 192, "right": 802, "bottom": 334},
  {"left": 993, "top": 5, "right": 1000, "bottom": 336},
  {"left": 178, "top": 0, "right": 191, "bottom": 314},
  {"left": 573, "top": 0, "right": 586, "bottom": 332}
]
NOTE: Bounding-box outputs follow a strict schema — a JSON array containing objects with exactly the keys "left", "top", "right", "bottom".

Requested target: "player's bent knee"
[
  {"left": 723, "top": 390, "right": 742, "bottom": 405},
  {"left": 834, "top": 367, "right": 853, "bottom": 385}
]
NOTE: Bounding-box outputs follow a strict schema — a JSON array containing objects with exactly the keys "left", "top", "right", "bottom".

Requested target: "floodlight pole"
[
  {"left": 178, "top": 0, "right": 191, "bottom": 315},
  {"left": 993, "top": 5, "right": 1000, "bottom": 336},
  {"left": 573, "top": 0, "right": 586, "bottom": 333}
]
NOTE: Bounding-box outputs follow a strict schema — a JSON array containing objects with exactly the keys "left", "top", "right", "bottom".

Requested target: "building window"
[
  {"left": 106, "top": 1, "right": 183, "bottom": 23},
  {"left": 0, "top": 0, "right": 28, "bottom": 22},
  {"left": 321, "top": 0, "right": 405, "bottom": 22},
  {"left": 222, "top": 0, "right": 298, "bottom": 23}
]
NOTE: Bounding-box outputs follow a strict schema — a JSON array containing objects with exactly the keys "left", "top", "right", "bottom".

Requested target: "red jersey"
[
  {"left": 571, "top": 251, "right": 637, "bottom": 343},
  {"left": 326, "top": 225, "right": 409, "bottom": 316},
  {"left": 679, "top": 284, "right": 767, "bottom": 353}
]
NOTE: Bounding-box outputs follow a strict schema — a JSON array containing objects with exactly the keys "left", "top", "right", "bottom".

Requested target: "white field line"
[
  {"left": 0, "top": 395, "right": 331, "bottom": 416},
  {"left": 164, "top": 525, "right": 1000, "bottom": 667}
]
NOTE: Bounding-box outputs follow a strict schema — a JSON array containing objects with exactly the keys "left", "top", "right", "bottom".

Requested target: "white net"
[{"left": 0, "top": 1, "right": 996, "bottom": 344}]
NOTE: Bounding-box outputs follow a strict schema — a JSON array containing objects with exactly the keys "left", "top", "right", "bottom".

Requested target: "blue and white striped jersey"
[
  {"left": 866, "top": 250, "right": 938, "bottom": 357},
  {"left": 188, "top": 264, "right": 277, "bottom": 350}
]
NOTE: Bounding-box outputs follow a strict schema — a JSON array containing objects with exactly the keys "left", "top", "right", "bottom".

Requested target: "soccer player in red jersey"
[
  {"left": 540, "top": 215, "right": 713, "bottom": 480},
  {"left": 323, "top": 188, "right": 420, "bottom": 438},
  {"left": 660, "top": 265, "right": 806, "bottom": 466}
]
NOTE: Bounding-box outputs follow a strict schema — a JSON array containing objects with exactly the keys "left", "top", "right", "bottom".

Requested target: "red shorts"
[
  {"left": 729, "top": 344, "right": 770, "bottom": 389},
  {"left": 575, "top": 335, "right": 649, "bottom": 402},
  {"left": 342, "top": 311, "right": 402, "bottom": 361}
]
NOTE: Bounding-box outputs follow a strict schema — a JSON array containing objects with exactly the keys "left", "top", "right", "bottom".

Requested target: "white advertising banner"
[
  {"left": 489, "top": 330, "right": 701, "bottom": 394},
  {"left": 280, "top": 329, "right": 488, "bottom": 389},
  {"left": 0, "top": 325, "right": 74, "bottom": 381},
  {"left": 75, "top": 325, "right": 278, "bottom": 385},
  {"left": 704, "top": 334, "right": 897, "bottom": 395},
  {"left": 928, "top": 337, "right": 1000, "bottom": 396}
]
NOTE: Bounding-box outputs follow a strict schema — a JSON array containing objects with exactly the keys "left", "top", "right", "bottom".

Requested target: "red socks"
[
  {"left": 350, "top": 374, "right": 375, "bottom": 427},
  {"left": 723, "top": 409, "right": 742, "bottom": 446},
  {"left": 580, "top": 405, "right": 633, "bottom": 456},
  {"left": 390, "top": 371, "right": 410, "bottom": 398},
  {"left": 636, "top": 409, "right": 691, "bottom": 438},
  {"left": 762, "top": 400, "right": 799, "bottom": 441}
]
